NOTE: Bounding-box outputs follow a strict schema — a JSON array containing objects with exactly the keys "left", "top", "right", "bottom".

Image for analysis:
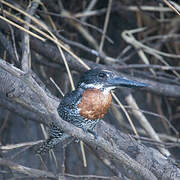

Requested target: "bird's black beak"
[{"left": 105, "top": 76, "right": 148, "bottom": 88}]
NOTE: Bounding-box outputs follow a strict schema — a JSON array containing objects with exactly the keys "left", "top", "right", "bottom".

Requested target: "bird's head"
[{"left": 77, "top": 69, "right": 148, "bottom": 92}]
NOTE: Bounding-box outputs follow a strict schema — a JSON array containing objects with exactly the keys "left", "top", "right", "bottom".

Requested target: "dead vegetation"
[{"left": 0, "top": 0, "right": 180, "bottom": 179}]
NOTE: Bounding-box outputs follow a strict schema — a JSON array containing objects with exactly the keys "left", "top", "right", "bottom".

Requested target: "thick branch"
[{"left": 0, "top": 157, "right": 113, "bottom": 180}]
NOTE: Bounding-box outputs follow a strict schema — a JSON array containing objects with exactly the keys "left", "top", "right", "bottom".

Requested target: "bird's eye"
[{"left": 98, "top": 72, "right": 107, "bottom": 78}]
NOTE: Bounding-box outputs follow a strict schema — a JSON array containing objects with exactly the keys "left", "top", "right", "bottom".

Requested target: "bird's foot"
[
  {"left": 87, "top": 129, "right": 98, "bottom": 139},
  {"left": 80, "top": 128, "right": 98, "bottom": 140},
  {"left": 74, "top": 139, "right": 79, "bottom": 143}
]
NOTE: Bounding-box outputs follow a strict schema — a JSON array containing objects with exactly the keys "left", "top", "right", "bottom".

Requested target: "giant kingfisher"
[{"left": 37, "top": 69, "right": 147, "bottom": 154}]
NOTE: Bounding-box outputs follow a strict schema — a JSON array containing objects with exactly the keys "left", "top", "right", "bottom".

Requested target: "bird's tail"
[
  {"left": 36, "top": 122, "right": 67, "bottom": 155},
  {"left": 37, "top": 137, "right": 63, "bottom": 155}
]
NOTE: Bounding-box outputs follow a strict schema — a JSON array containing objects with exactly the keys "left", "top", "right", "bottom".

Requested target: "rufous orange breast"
[{"left": 77, "top": 88, "right": 112, "bottom": 120}]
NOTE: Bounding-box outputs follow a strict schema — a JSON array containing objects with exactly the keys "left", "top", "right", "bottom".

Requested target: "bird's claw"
[
  {"left": 81, "top": 128, "right": 98, "bottom": 140},
  {"left": 74, "top": 139, "right": 79, "bottom": 143},
  {"left": 87, "top": 129, "right": 98, "bottom": 140}
]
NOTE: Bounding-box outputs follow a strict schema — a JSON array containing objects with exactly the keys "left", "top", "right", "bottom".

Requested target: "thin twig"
[
  {"left": 96, "top": 0, "right": 112, "bottom": 63},
  {"left": 21, "top": 0, "right": 40, "bottom": 72}
]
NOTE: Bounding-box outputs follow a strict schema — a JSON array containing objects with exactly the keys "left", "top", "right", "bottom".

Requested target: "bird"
[{"left": 37, "top": 69, "right": 148, "bottom": 154}]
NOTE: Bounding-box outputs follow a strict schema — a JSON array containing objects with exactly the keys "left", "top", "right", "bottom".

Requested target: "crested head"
[
  {"left": 78, "top": 69, "right": 115, "bottom": 90},
  {"left": 77, "top": 69, "right": 148, "bottom": 91}
]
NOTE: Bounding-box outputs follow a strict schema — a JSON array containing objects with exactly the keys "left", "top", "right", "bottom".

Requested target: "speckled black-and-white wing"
[
  {"left": 57, "top": 88, "right": 84, "bottom": 126},
  {"left": 58, "top": 88, "right": 100, "bottom": 132}
]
